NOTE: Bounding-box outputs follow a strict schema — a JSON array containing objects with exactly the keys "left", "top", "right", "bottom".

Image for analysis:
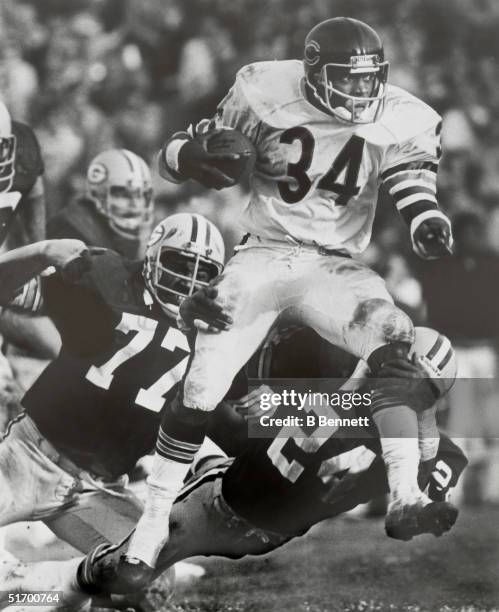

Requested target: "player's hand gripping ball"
[
  {"left": 203, "top": 128, "right": 257, "bottom": 184},
  {"left": 178, "top": 128, "right": 256, "bottom": 190}
]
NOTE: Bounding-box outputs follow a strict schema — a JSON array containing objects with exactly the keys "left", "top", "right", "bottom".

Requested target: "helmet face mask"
[
  {"left": 304, "top": 18, "right": 389, "bottom": 124},
  {"left": 106, "top": 184, "right": 154, "bottom": 237},
  {"left": 144, "top": 213, "right": 225, "bottom": 318},
  {"left": 86, "top": 149, "right": 153, "bottom": 239},
  {"left": 151, "top": 249, "right": 220, "bottom": 310},
  {"left": 314, "top": 59, "right": 388, "bottom": 123}
]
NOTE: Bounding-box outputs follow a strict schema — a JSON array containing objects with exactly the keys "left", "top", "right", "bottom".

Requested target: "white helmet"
[
  {"left": 86, "top": 149, "right": 153, "bottom": 238},
  {"left": 143, "top": 213, "right": 225, "bottom": 317},
  {"left": 410, "top": 327, "right": 457, "bottom": 397},
  {"left": 0, "top": 101, "right": 16, "bottom": 193}
]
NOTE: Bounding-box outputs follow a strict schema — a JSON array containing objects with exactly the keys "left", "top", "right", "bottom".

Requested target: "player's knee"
[
  {"left": 353, "top": 299, "right": 414, "bottom": 374},
  {"left": 170, "top": 395, "right": 211, "bottom": 427},
  {"left": 352, "top": 299, "right": 413, "bottom": 343},
  {"left": 352, "top": 299, "right": 413, "bottom": 369},
  {"left": 184, "top": 358, "right": 237, "bottom": 411}
]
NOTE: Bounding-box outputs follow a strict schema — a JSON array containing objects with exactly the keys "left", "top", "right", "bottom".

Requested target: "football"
[{"left": 205, "top": 128, "right": 257, "bottom": 183}]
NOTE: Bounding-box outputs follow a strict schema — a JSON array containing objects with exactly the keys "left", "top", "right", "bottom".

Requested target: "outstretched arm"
[{"left": 0, "top": 239, "right": 88, "bottom": 305}]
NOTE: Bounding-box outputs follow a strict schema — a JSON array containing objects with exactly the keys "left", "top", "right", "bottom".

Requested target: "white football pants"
[{"left": 184, "top": 237, "right": 413, "bottom": 411}]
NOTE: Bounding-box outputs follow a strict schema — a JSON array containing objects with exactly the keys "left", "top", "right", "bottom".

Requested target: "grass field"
[{"left": 145, "top": 506, "right": 499, "bottom": 612}]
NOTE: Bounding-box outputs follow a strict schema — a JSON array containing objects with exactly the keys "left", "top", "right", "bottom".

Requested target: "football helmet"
[
  {"left": 410, "top": 327, "right": 457, "bottom": 397},
  {"left": 303, "top": 17, "right": 389, "bottom": 123},
  {"left": 86, "top": 149, "right": 153, "bottom": 238},
  {"left": 143, "top": 213, "right": 225, "bottom": 317},
  {"left": 0, "top": 101, "right": 16, "bottom": 193}
]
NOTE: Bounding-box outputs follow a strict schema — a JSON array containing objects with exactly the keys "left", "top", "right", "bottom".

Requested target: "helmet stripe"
[
  {"left": 205, "top": 218, "right": 211, "bottom": 250},
  {"left": 119, "top": 149, "right": 135, "bottom": 173},
  {"left": 437, "top": 348, "right": 453, "bottom": 371},
  {"left": 426, "top": 334, "right": 444, "bottom": 360},
  {"left": 190, "top": 214, "right": 199, "bottom": 242}
]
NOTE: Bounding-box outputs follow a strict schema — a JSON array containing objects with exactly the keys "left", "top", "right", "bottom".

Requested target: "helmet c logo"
[
  {"left": 304, "top": 40, "right": 320, "bottom": 66},
  {"left": 87, "top": 162, "right": 108, "bottom": 184}
]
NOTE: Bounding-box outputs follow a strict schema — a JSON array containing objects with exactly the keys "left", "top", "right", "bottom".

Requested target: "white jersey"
[{"left": 212, "top": 60, "right": 442, "bottom": 253}]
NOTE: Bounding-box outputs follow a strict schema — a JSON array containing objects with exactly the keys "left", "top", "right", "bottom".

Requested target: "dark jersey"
[
  {"left": 22, "top": 250, "right": 191, "bottom": 479},
  {"left": 221, "top": 327, "right": 467, "bottom": 536},
  {"left": 0, "top": 121, "right": 44, "bottom": 245},
  {"left": 47, "top": 198, "right": 142, "bottom": 259}
]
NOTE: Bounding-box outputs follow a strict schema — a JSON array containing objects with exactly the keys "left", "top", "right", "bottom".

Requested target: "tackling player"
[
  {"left": 47, "top": 148, "right": 154, "bottom": 260},
  {"left": 0, "top": 214, "right": 224, "bottom": 567},
  {"left": 2, "top": 325, "right": 466, "bottom": 609},
  {"left": 0, "top": 101, "right": 46, "bottom": 250},
  {"left": 126, "top": 16, "right": 455, "bottom": 574},
  {"left": 0, "top": 101, "right": 48, "bottom": 430}
]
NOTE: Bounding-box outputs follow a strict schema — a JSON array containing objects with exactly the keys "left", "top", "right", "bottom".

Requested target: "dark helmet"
[{"left": 303, "top": 18, "right": 389, "bottom": 123}]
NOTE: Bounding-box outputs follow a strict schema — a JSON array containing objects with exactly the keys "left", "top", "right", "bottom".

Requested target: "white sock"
[
  {"left": 127, "top": 454, "right": 190, "bottom": 567},
  {"left": 372, "top": 405, "right": 421, "bottom": 501}
]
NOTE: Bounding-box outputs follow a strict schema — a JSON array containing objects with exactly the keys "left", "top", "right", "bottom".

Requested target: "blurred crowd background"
[{"left": 1, "top": 0, "right": 498, "bottom": 504}]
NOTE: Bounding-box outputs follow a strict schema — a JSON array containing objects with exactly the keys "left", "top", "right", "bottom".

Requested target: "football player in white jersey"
[{"left": 121, "top": 17, "right": 455, "bottom": 581}]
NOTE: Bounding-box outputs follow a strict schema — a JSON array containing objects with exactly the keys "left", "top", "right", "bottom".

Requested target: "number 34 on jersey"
[{"left": 277, "top": 127, "right": 366, "bottom": 207}]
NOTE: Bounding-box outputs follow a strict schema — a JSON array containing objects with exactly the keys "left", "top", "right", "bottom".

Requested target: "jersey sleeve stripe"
[
  {"left": 409, "top": 209, "right": 451, "bottom": 237},
  {"left": 387, "top": 177, "right": 436, "bottom": 195},
  {"left": 392, "top": 185, "right": 437, "bottom": 203},
  {"left": 383, "top": 169, "right": 437, "bottom": 192},
  {"left": 159, "top": 133, "right": 191, "bottom": 183},
  {"left": 10, "top": 278, "right": 44, "bottom": 312},
  {"left": 395, "top": 193, "right": 438, "bottom": 211},
  {"left": 381, "top": 161, "right": 438, "bottom": 181},
  {"left": 399, "top": 200, "right": 439, "bottom": 225}
]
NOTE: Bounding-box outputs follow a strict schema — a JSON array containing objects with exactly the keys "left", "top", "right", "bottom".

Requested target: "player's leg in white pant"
[
  {"left": 125, "top": 245, "right": 284, "bottom": 571},
  {"left": 297, "top": 253, "right": 456, "bottom": 539},
  {"left": 183, "top": 246, "right": 284, "bottom": 411}
]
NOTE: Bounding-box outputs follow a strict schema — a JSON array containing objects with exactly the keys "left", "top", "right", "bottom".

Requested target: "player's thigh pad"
[
  {"left": 184, "top": 248, "right": 281, "bottom": 410},
  {"left": 299, "top": 255, "right": 413, "bottom": 359},
  {"left": 0, "top": 415, "right": 78, "bottom": 526},
  {"left": 45, "top": 487, "right": 142, "bottom": 554}
]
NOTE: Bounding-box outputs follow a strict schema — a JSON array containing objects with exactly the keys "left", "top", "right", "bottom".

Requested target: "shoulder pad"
[
  {"left": 235, "top": 60, "right": 306, "bottom": 125},
  {"left": 365, "top": 85, "right": 441, "bottom": 145},
  {"left": 12, "top": 121, "right": 44, "bottom": 195}
]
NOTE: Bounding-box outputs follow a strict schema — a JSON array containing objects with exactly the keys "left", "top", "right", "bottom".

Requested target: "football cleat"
[
  {"left": 385, "top": 498, "right": 458, "bottom": 541},
  {"left": 114, "top": 555, "right": 155, "bottom": 593}
]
